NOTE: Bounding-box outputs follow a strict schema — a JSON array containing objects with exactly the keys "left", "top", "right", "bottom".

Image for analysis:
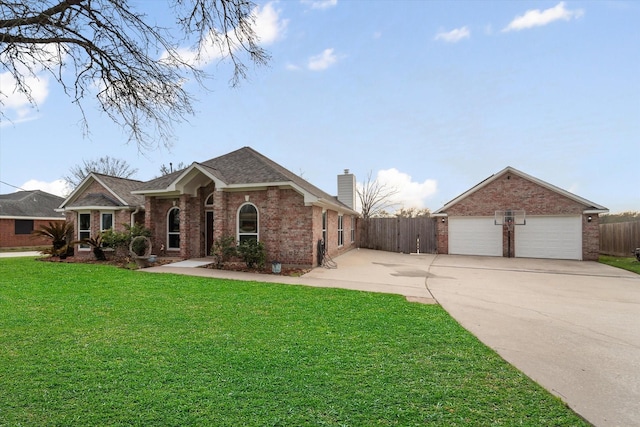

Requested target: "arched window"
[
  {"left": 204, "top": 193, "right": 214, "bottom": 207},
  {"left": 237, "top": 203, "right": 258, "bottom": 243},
  {"left": 167, "top": 207, "right": 180, "bottom": 250}
]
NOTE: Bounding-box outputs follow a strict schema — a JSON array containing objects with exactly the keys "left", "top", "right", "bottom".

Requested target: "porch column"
[
  {"left": 179, "top": 194, "right": 190, "bottom": 259},
  {"left": 213, "top": 190, "right": 226, "bottom": 242},
  {"left": 264, "top": 186, "right": 281, "bottom": 263}
]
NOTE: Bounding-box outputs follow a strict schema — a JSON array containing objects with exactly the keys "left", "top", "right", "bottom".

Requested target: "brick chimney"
[{"left": 337, "top": 169, "right": 356, "bottom": 210}]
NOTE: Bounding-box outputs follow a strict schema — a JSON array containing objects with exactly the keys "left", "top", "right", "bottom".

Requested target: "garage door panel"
[
  {"left": 449, "top": 217, "right": 502, "bottom": 257},
  {"left": 515, "top": 216, "right": 581, "bottom": 260}
]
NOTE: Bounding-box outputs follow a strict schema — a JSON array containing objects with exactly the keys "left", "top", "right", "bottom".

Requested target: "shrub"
[
  {"left": 32, "top": 221, "right": 74, "bottom": 258},
  {"left": 237, "top": 239, "right": 266, "bottom": 269},
  {"left": 210, "top": 235, "right": 237, "bottom": 269},
  {"left": 78, "top": 235, "right": 107, "bottom": 261},
  {"left": 102, "top": 224, "right": 151, "bottom": 258}
]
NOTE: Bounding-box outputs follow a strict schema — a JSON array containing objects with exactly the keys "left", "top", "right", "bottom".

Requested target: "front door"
[{"left": 205, "top": 210, "right": 214, "bottom": 256}]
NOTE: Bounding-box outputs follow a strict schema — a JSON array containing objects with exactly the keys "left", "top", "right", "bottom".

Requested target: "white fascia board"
[
  {"left": 0, "top": 215, "right": 65, "bottom": 220},
  {"left": 132, "top": 164, "right": 226, "bottom": 196},
  {"left": 58, "top": 173, "right": 96, "bottom": 209},
  {"left": 583, "top": 208, "right": 609, "bottom": 214},
  {"left": 434, "top": 166, "right": 608, "bottom": 213},
  {"left": 60, "top": 205, "right": 137, "bottom": 211}
]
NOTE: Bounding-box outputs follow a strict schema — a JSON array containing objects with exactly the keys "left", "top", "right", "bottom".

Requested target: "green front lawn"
[
  {"left": 0, "top": 258, "right": 587, "bottom": 426},
  {"left": 599, "top": 255, "right": 640, "bottom": 275}
]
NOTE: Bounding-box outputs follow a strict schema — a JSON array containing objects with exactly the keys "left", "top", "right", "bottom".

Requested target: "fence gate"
[{"left": 359, "top": 217, "right": 437, "bottom": 254}]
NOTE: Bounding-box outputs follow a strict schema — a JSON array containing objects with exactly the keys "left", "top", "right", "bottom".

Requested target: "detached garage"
[{"left": 433, "top": 167, "right": 608, "bottom": 261}]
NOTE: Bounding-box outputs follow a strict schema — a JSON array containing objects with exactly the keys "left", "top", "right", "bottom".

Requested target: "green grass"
[
  {"left": 0, "top": 258, "right": 587, "bottom": 426},
  {"left": 599, "top": 255, "right": 640, "bottom": 275}
]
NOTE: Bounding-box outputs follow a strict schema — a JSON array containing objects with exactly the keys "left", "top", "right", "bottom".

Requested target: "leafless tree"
[
  {"left": 356, "top": 170, "right": 400, "bottom": 248},
  {"left": 64, "top": 156, "right": 138, "bottom": 188},
  {"left": 0, "top": 0, "right": 269, "bottom": 152},
  {"left": 357, "top": 170, "right": 400, "bottom": 220}
]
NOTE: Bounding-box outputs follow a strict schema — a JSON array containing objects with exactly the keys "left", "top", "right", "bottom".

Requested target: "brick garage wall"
[
  {"left": 583, "top": 214, "right": 600, "bottom": 261},
  {"left": 0, "top": 218, "right": 65, "bottom": 248},
  {"left": 441, "top": 173, "right": 599, "bottom": 260}
]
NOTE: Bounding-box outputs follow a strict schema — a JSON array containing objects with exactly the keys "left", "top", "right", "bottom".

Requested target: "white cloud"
[
  {"left": 0, "top": 45, "right": 61, "bottom": 122},
  {"left": 307, "top": 48, "right": 338, "bottom": 71},
  {"left": 253, "top": 2, "right": 289, "bottom": 45},
  {"left": 434, "top": 26, "right": 470, "bottom": 43},
  {"left": 301, "top": 0, "right": 337, "bottom": 10},
  {"left": 503, "top": 2, "right": 584, "bottom": 32},
  {"left": 369, "top": 168, "right": 438, "bottom": 210},
  {"left": 170, "top": 1, "right": 287, "bottom": 67},
  {"left": 20, "top": 179, "right": 71, "bottom": 198}
]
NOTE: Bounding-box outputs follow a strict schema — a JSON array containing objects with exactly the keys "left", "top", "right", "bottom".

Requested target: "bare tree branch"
[
  {"left": 63, "top": 156, "right": 138, "bottom": 188},
  {"left": 356, "top": 170, "right": 400, "bottom": 220},
  {"left": 0, "top": 0, "right": 270, "bottom": 152}
]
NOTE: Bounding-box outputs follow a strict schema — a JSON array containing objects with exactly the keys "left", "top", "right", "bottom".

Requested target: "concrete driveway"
[
  {"left": 146, "top": 249, "right": 640, "bottom": 426},
  {"left": 427, "top": 255, "right": 640, "bottom": 427}
]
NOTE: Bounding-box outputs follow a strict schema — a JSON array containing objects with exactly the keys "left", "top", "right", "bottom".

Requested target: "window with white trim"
[
  {"left": 205, "top": 193, "right": 214, "bottom": 207},
  {"left": 238, "top": 203, "right": 258, "bottom": 243},
  {"left": 351, "top": 215, "right": 355, "bottom": 243},
  {"left": 167, "top": 207, "right": 180, "bottom": 250},
  {"left": 322, "top": 210, "right": 327, "bottom": 245},
  {"left": 101, "top": 212, "right": 113, "bottom": 232},
  {"left": 338, "top": 214, "right": 344, "bottom": 247},
  {"left": 78, "top": 212, "right": 91, "bottom": 250}
]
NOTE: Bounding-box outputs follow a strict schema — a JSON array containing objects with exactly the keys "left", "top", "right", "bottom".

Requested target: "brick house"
[
  {"left": 59, "top": 147, "right": 358, "bottom": 267},
  {"left": 433, "top": 167, "right": 608, "bottom": 260},
  {"left": 58, "top": 173, "right": 146, "bottom": 252},
  {"left": 0, "top": 190, "right": 65, "bottom": 249}
]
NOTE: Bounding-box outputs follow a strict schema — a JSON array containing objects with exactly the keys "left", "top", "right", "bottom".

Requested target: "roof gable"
[
  {"left": 60, "top": 173, "right": 145, "bottom": 209},
  {"left": 434, "top": 167, "right": 607, "bottom": 215}
]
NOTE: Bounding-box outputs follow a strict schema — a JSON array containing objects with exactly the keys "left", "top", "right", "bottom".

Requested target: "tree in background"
[
  {"left": 0, "top": 0, "right": 269, "bottom": 152},
  {"left": 158, "top": 162, "right": 188, "bottom": 177},
  {"left": 357, "top": 171, "right": 399, "bottom": 248},
  {"left": 357, "top": 170, "right": 399, "bottom": 220},
  {"left": 600, "top": 211, "right": 640, "bottom": 224},
  {"left": 64, "top": 156, "right": 138, "bottom": 188},
  {"left": 394, "top": 207, "right": 431, "bottom": 218}
]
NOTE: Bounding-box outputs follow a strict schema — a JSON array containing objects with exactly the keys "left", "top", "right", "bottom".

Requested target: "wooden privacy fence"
[
  {"left": 600, "top": 221, "right": 640, "bottom": 256},
  {"left": 359, "top": 217, "right": 437, "bottom": 254}
]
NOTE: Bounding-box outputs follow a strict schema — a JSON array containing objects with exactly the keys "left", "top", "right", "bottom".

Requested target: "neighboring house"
[
  {"left": 0, "top": 190, "right": 65, "bottom": 249},
  {"left": 433, "top": 167, "right": 608, "bottom": 261},
  {"left": 59, "top": 147, "right": 359, "bottom": 267}
]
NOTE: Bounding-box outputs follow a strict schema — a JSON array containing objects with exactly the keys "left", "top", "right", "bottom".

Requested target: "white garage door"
[
  {"left": 515, "top": 216, "right": 582, "bottom": 260},
  {"left": 449, "top": 217, "right": 502, "bottom": 257}
]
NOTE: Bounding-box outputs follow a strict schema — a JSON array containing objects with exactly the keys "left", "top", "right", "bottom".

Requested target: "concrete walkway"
[
  {"left": 144, "top": 249, "right": 640, "bottom": 426},
  {"left": 143, "top": 249, "right": 437, "bottom": 303}
]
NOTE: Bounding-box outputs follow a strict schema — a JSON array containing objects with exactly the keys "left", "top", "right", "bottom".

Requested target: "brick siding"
[
  {"left": 436, "top": 172, "right": 600, "bottom": 260},
  {"left": 146, "top": 186, "right": 356, "bottom": 267},
  {"left": 0, "top": 218, "right": 65, "bottom": 248}
]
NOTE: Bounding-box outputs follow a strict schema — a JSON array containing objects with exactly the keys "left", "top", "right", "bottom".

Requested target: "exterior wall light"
[{"left": 587, "top": 215, "right": 592, "bottom": 222}]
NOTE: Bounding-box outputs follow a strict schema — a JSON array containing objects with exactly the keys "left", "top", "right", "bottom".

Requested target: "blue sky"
[{"left": 1, "top": 0, "right": 638, "bottom": 213}]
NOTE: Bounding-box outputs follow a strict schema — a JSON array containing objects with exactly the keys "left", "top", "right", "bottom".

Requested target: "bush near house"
[{"left": 32, "top": 221, "right": 74, "bottom": 258}]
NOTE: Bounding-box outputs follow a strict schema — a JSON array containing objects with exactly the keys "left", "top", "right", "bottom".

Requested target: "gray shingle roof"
[
  {"left": 88, "top": 173, "right": 145, "bottom": 206},
  {"left": 0, "top": 190, "right": 65, "bottom": 218},
  {"left": 136, "top": 147, "right": 346, "bottom": 207}
]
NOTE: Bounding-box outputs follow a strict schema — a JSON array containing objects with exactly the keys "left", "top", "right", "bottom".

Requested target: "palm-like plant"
[{"left": 33, "top": 221, "right": 74, "bottom": 258}]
